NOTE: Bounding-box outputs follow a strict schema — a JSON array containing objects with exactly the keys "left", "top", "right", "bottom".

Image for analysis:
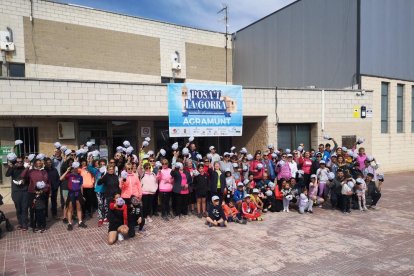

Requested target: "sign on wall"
[{"left": 168, "top": 83, "right": 243, "bottom": 137}]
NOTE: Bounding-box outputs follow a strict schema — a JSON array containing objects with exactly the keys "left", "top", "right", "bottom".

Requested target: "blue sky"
[{"left": 55, "top": 0, "right": 296, "bottom": 32}]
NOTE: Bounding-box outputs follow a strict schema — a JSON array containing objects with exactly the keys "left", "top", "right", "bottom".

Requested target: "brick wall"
[
  {"left": 0, "top": 0, "right": 229, "bottom": 82},
  {"left": 361, "top": 75, "right": 414, "bottom": 172}
]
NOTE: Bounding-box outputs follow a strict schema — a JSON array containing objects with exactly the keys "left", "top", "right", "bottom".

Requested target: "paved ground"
[{"left": 0, "top": 172, "right": 413, "bottom": 276}]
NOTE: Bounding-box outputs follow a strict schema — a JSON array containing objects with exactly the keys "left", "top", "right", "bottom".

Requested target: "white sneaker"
[
  {"left": 118, "top": 233, "right": 124, "bottom": 241},
  {"left": 363, "top": 207, "right": 368, "bottom": 211},
  {"left": 359, "top": 207, "right": 363, "bottom": 211},
  {"left": 147, "top": 217, "right": 153, "bottom": 223},
  {"left": 286, "top": 209, "right": 289, "bottom": 213}
]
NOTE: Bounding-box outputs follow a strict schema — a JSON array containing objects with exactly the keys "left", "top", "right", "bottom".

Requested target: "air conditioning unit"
[
  {"left": 0, "top": 42, "right": 15, "bottom": 51},
  {"left": 172, "top": 62, "right": 182, "bottom": 70}
]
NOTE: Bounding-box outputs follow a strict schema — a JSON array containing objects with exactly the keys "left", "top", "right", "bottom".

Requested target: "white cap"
[
  {"left": 237, "top": 182, "right": 244, "bottom": 187},
  {"left": 267, "top": 144, "right": 274, "bottom": 149},
  {"left": 323, "top": 134, "right": 331, "bottom": 140},
  {"left": 175, "top": 162, "right": 183, "bottom": 169},
  {"left": 209, "top": 146, "right": 215, "bottom": 151},
  {"left": 75, "top": 149, "right": 83, "bottom": 156},
  {"left": 285, "top": 149, "right": 291, "bottom": 154},
  {"left": 116, "top": 146, "right": 124, "bottom": 153},
  {"left": 366, "top": 155, "right": 374, "bottom": 162},
  {"left": 160, "top": 149, "right": 166, "bottom": 156},
  {"left": 232, "top": 162, "right": 239, "bottom": 168},
  {"left": 206, "top": 153, "right": 212, "bottom": 160},
  {"left": 230, "top": 146, "right": 236, "bottom": 152},
  {"left": 182, "top": 148, "right": 189, "bottom": 155},
  {"left": 246, "top": 154, "right": 253, "bottom": 161},
  {"left": 155, "top": 161, "right": 162, "bottom": 167},
  {"left": 347, "top": 181, "right": 355, "bottom": 189},
  {"left": 64, "top": 149, "right": 72, "bottom": 156},
  {"left": 265, "top": 190, "right": 273, "bottom": 197},
  {"left": 267, "top": 182, "right": 275, "bottom": 189},
  {"left": 36, "top": 153, "right": 45, "bottom": 160},
  {"left": 121, "top": 171, "right": 128, "bottom": 179},
  {"left": 142, "top": 141, "right": 149, "bottom": 148},
  {"left": 192, "top": 170, "right": 200, "bottom": 176},
  {"left": 145, "top": 137, "right": 151, "bottom": 142},
  {"left": 14, "top": 139, "right": 23, "bottom": 146},
  {"left": 36, "top": 181, "right": 46, "bottom": 190},
  {"left": 229, "top": 152, "right": 234, "bottom": 157},
  {"left": 243, "top": 179, "right": 249, "bottom": 185},
  {"left": 60, "top": 145, "right": 67, "bottom": 152},
  {"left": 7, "top": 152, "right": 17, "bottom": 161},
  {"left": 319, "top": 160, "right": 326, "bottom": 164},
  {"left": 356, "top": 178, "right": 365, "bottom": 184},
  {"left": 28, "top": 153, "right": 36, "bottom": 161},
  {"left": 86, "top": 141, "right": 94, "bottom": 147},
  {"left": 239, "top": 147, "right": 247, "bottom": 154},
  {"left": 278, "top": 160, "right": 285, "bottom": 166},
  {"left": 172, "top": 142, "right": 179, "bottom": 151},
  {"left": 377, "top": 173, "right": 384, "bottom": 181},
  {"left": 243, "top": 194, "right": 250, "bottom": 199},
  {"left": 142, "top": 154, "right": 149, "bottom": 159},
  {"left": 72, "top": 161, "right": 80, "bottom": 169},
  {"left": 252, "top": 188, "right": 259, "bottom": 194},
  {"left": 196, "top": 154, "right": 202, "bottom": 160},
  {"left": 297, "top": 146, "right": 303, "bottom": 151},
  {"left": 54, "top": 142, "right": 62, "bottom": 149},
  {"left": 92, "top": 150, "right": 100, "bottom": 157},
  {"left": 147, "top": 150, "right": 154, "bottom": 156},
  {"left": 271, "top": 153, "right": 277, "bottom": 158},
  {"left": 99, "top": 166, "right": 106, "bottom": 174},
  {"left": 188, "top": 136, "right": 194, "bottom": 142},
  {"left": 123, "top": 140, "right": 131, "bottom": 148},
  {"left": 211, "top": 195, "right": 220, "bottom": 202},
  {"left": 242, "top": 164, "right": 248, "bottom": 171},
  {"left": 310, "top": 174, "right": 317, "bottom": 179},
  {"left": 223, "top": 152, "right": 230, "bottom": 157},
  {"left": 342, "top": 146, "right": 348, "bottom": 151},
  {"left": 357, "top": 137, "right": 365, "bottom": 144},
  {"left": 287, "top": 154, "right": 293, "bottom": 157}
]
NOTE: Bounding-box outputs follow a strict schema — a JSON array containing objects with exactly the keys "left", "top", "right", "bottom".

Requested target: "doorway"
[{"left": 277, "top": 124, "right": 311, "bottom": 151}]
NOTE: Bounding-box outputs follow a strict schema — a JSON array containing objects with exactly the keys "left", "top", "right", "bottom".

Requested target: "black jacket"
[
  {"left": 98, "top": 173, "right": 121, "bottom": 199},
  {"left": 210, "top": 170, "right": 226, "bottom": 194},
  {"left": 170, "top": 169, "right": 192, "bottom": 194},
  {"left": 193, "top": 174, "right": 210, "bottom": 194},
  {"left": 6, "top": 165, "right": 27, "bottom": 192},
  {"left": 45, "top": 167, "right": 61, "bottom": 190}
]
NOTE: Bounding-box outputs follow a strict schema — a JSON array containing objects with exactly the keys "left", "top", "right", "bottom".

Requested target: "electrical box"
[
  {"left": 172, "top": 62, "right": 182, "bottom": 70},
  {"left": 0, "top": 41, "right": 15, "bottom": 51},
  {"left": 360, "top": 105, "right": 366, "bottom": 119}
]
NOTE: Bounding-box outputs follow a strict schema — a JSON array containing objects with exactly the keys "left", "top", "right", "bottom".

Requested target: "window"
[
  {"left": 161, "top": 76, "right": 185, "bottom": 83},
  {"left": 9, "top": 63, "right": 25, "bottom": 77},
  {"left": 397, "top": 84, "right": 404, "bottom": 133},
  {"left": 14, "top": 127, "right": 38, "bottom": 156},
  {"left": 0, "top": 62, "right": 2, "bottom": 76},
  {"left": 277, "top": 124, "right": 311, "bottom": 151},
  {"left": 412, "top": 86, "right": 414, "bottom": 133},
  {"left": 381, "top": 82, "right": 389, "bottom": 133}
]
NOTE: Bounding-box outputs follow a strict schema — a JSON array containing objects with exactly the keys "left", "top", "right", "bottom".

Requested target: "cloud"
[{"left": 57, "top": 0, "right": 296, "bottom": 32}]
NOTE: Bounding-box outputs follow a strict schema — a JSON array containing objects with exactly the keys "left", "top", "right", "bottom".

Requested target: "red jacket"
[
  {"left": 21, "top": 168, "right": 50, "bottom": 194},
  {"left": 109, "top": 201, "right": 128, "bottom": 225}
]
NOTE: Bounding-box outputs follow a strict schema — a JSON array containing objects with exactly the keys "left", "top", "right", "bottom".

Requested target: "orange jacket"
[
  {"left": 222, "top": 204, "right": 238, "bottom": 217},
  {"left": 79, "top": 167, "right": 95, "bottom": 189}
]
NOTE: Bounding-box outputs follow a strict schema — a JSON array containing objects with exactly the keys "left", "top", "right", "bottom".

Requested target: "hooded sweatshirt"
[
  {"left": 157, "top": 168, "right": 173, "bottom": 193},
  {"left": 119, "top": 173, "right": 142, "bottom": 199},
  {"left": 141, "top": 172, "right": 158, "bottom": 195}
]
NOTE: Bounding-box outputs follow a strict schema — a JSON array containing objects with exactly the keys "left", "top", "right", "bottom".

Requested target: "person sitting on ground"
[
  {"left": 108, "top": 195, "right": 129, "bottom": 245},
  {"left": 298, "top": 189, "right": 313, "bottom": 214},
  {"left": 366, "top": 173, "right": 383, "bottom": 209},
  {"left": 222, "top": 200, "right": 244, "bottom": 224},
  {"left": 308, "top": 174, "right": 324, "bottom": 208},
  {"left": 233, "top": 182, "right": 245, "bottom": 210},
  {"left": 250, "top": 188, "right": 264, "bottom": 213},
  {"left": 206, "top": 195, "right": 227, "bottom": 227},
  {"left": 241, "top": 194, "right": 262, "bottom": 221}
]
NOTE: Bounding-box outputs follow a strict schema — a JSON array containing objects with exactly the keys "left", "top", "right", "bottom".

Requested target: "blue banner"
[{"left": 168, "top": 83, "right": 243, "bottom": 137}]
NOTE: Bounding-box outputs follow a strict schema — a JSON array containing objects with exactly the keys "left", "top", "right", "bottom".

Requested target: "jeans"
[
  {"left": 11, "top": 190, "right": 28, "bottom": 227},
  {"left": 160, "top": 192, "right": 171, "bottom": 217}
]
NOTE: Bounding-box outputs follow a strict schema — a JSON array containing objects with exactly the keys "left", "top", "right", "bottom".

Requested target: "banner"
[{"left": 168, "top": 83, "right": 243, "bottom": 137}]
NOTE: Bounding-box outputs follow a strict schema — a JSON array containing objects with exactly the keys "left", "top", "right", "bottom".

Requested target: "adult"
[
  {"left": 44, "top": 158, "right": 61, "bottom": 219},
  {"left": 300, "top": 152, "right": 313, "bottom": 190},
  {"left": 366, "top": 173, "right": 382, "bottom": 209},
  {"left": 249, "top": 152, "right": 264, "bottom": 184},
  {"left": 209, "top": 146, "right": 221, "bottom": 165},
  {"left": 97, "top": 165, "right": 121, "bottom": 216},
  {"left": 170, "top": 162, "right": 192, "bottom": 217},
  {"left": 6, "top": 157, "right": 28, "bottom": 230},
  {"left": 157, "top": 159, "right": 173, "bottom": 220},
  {"left": 287, "top": 154, "right": 298, "bottom": 179},
  {"left": 219, "top": 152, "right": 234, "bottom": 173},
  {"left": 119, "top": 163, "right": 142, "bottom": 205},
  {"left": 140, "top": 163, "right": 158, "bottom": 222},
  {"left": 51, "top": 149, "right": 64, "bottom": 176},
  {"left": 79, "top": 158, "right": 95, "bottom": 218},
  {"left": 21, "top": 159, "right": 50, "bottom": 229}
]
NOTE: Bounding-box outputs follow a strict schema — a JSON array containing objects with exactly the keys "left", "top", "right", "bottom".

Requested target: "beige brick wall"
[
  {"left": 361, "top": 75, "right": 414, "bottom": 172},
  {"left": 1, "top": 0, "right": 229, "bottom": 82}
]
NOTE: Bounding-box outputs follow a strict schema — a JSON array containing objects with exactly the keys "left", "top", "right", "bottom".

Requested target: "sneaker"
[
  {"left": 263, "top": 209, "right": 268, "bottom": 213},
  {"left": 219, "top": 221, "right": 226, "bottom": 227},
  {"left": 103, "top": 218, "right": 109, "bottom": 223},
  {"left": 286, "top": 209, "right": 290, "bottom": 213},
  {"left": 308, "top": 210, "right": 313, "bottom": 214},
  {"left": 318, "top": 205, "right": 323, "bottom": 208},
  {"left": 67, "top": 224, "right": 73, "bottom": 231},
  {"left": 363, "top": 207, "right": 368, "bottom": 211},
  {"left": 21, "top": 226, "right": 28, "bottom": 231},
  {"left": 78, "top": 221, "right": 87, "bottom": 228},
  {"left": 33, "top": 228, "right": 39, "bottom": 233},
  {"left": 197, "top": 213, "right": 203, "bottom": 219},
  {"left": 208, "top": 222, "right": 213, "bottom": 228},
  {"left": 163, "top": 216, "right": 169, "bottom": 222},
  {"left": 98, "top": 219, "right": 104, "bottom": 227},
  {"left": 40, "top": 229, "right": 46, "bottom": 233},
  {"left": 257, "top": 217, "right": 264, "bottom": 221},
  {"left": 371, "top": 205, "right": 376, "bottom": 209},
  {"left": 241, "top": 219, "right": 247, "bottom": 224},
  {"left": 359, "top": 207, "right": 363, "bottom": 211},
  {"left": 118, "top": 233, "right": 124, "bottom": 241},
  {"left": 62, "top": 218, "right": 68, "bottom": 224},
  {"left": 16, "top": 225, "right": 22, "bottom": 230},
  {"left": 147, "top": 217, "right": 153, "bottom": 223}
]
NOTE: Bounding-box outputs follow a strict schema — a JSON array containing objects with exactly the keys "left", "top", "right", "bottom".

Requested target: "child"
[
  {"left": 298, "top": 189, "right": 313, "bottom": 214},
  {"left": 128, "top": 196, "right": 145, "bottom": 238},
  {"left": 108, "top": 195, "right": 129, "bottom": 245},
  {"left": 281, "top": 182, "right": 293, "bottom": 212},
  {"left": 341, "top": 178, "right": 355, "bottom": 213},
  {"left": 222, "top": 200, "right": 244, "bottom": 223},
  {"left": 206, "top": 195, "right": 227, "bottom": 227},
  {"left": 355, "top": 178, "right": 368, "bottom": 211},
  {"left": 250, "top": 188, "right": 264, "bottom": 212},
  {"left": 241, "top": 194, "right": 262, "bottom": 221},
  {"left": 192, "top": 164, "right": 209, "bottom": 218},
  {"left": 274, "top": 180, "right": 285, "bottom": 212},
  {"left": 245, "top": 173, "right": 255, "bottom": 193},
  {"left": 233, "top": 183, "right": 245, "bottom": 210},
  {"left": 60, "top": 162, "right": 87, "bottom": 231},
  {"left": 308, "top": 174, "right": 325, "bottom": 208},
  {"left": 32, "top": 181, "right": 48, "bottom": 233},
  {"left": 316, "top": 160, "right": 330, "bottom": 200},
  {"left": 224, "top": 169, "right": 236, "bottom": 204}
]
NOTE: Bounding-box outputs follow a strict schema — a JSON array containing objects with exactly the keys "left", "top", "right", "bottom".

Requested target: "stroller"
[{"left": 0, "top": 194, "right": 14, "bottom": 238}]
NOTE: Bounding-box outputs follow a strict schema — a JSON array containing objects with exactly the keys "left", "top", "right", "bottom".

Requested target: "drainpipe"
[{"left": 321, "top": 89, "right": 325, "bottom": 133}]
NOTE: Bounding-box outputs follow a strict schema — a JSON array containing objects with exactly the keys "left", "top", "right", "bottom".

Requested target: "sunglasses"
[
  {"left": 204, "top": 160, "right": 210, "bottom": 163},
  {"left": 109, "top": 161, "right": 115, "bottom": 163},
  {"left": 149, "top": 160, "right": 155, "bottom": 162},
  {"left": 162, "top": 163, "right": 168, "bottom": 165}
]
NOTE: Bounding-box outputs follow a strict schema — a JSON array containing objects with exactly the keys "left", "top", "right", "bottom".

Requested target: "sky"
[{"left": 55, "top": 0, "right": 297, "bottom": 33}]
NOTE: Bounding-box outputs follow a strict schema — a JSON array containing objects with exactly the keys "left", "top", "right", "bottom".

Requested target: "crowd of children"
[{"left": 4, "top": 135, "right": 385, "bottom": 243}]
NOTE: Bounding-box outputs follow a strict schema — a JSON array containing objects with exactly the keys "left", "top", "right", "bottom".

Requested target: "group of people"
[{"left": 4, "top": 135, "right": 384, "bottom": 244}]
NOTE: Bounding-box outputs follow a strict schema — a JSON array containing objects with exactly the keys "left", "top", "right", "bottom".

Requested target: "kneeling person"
[{"left": 206, "top": 195, "right": 227, "bottom": 227}]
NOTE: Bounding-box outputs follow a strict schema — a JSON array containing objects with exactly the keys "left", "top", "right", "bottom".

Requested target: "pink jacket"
[
  {"left": 141, "top": 172, "right": 158, "bottom": 195},
  {"left": 157, "top": 168, "right": 173, "bottom": 192},
  {"left": 356, "top": 154, "right": 367, "bottom": 171},
  {"left": 119, "top": 173, "right": 142, "bottom": 199},
  {"left": 277, "top": 162, "right": 291, "bottom": 180}
]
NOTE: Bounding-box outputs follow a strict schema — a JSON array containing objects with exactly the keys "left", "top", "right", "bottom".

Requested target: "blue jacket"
[
  {"left": 233, "top": 189, "right": 245, "bottom": 202},
  {"left": 88, "top": 164, "right": 104, "bottom": 193}
]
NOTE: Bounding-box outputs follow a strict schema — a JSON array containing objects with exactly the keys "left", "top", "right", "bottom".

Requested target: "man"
[
  {"left": 266, "top": 144, "right": 275, "bottom": 160},
  {"left": 219, "top": 152, "right": 234, "bottom": 173},
  {"left": 329, "top": 169, "right": 344, "bottom": 210},
  {"left": 311, "top": 152, "right": 322, "bottom": 174},
  {"left": 209, "top": 146, "right": 221, "bottom": 165},
  {"left": 5, "top": 156, "right": 28, "bottom": 230},
  {"left": 44, "top": 158, "right": 61, "bottom": 219},
  {"left": 21, "top": 158, "right": 50, "bottom": 229},
  {"left": 366, "top": 173, "right": 382, "bottom": 209},
  {"left": 51, "top": 149, "right": 64, "bottom": 176}
]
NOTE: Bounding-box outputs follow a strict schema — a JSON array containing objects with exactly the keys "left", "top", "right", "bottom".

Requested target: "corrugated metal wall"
[
  {"left": 233, "top": 0, "right": 358, "bottom": 89},
  {"left": 360, "top": 0, "right": 414, "bottom": 81}
]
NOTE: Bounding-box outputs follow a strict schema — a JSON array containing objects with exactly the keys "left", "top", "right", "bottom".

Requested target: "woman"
[
  {"left": 157, "top": 159, "right": 173, "bottom": 220},
  {"left": 209, "top": 162, "right": 226, "bottom": 204},
  {"left": 119, "top": 163, "right": 142, "bottom": 205},
  {"left": 300, "top": 152, "right": 313, "bottom": 190},
  {"left": 337, "top": 155, "right": 350, "bottom": 175},
  {"left": 184, "top": 159, "right": 196, "bottom": 214},
  {"left": 170, "top": 162, "right": 192, "bottom": 217},
  {"left": 140, "top": 163, "right": 158, "bottom": 222},
  {"left": 107, "top": 195, "right": 129, "bottom": 245},
  {"left": 249, "top": 153, "right": 265, "bottom": 184},
  {"left": 97, "top": 165, "right": 121, "bottom": 221}
]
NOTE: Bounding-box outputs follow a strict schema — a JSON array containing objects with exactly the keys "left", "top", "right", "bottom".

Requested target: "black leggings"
[
  {"left": 142, "top": 194, "right": 155, "bottom": 218},
  {"left": 160, "top": 192, "right": 171, "bottom": 217},
  {"left": 83, "top": 188, "right": 96, "bottom": 215},
  {"left": 175, "top": 193, "right": 189, "bottom": 216}
]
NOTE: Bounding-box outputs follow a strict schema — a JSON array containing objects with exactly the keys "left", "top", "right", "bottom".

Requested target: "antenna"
[{"left": 218, "top": 4, "right": 229, "bottom": 85}]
